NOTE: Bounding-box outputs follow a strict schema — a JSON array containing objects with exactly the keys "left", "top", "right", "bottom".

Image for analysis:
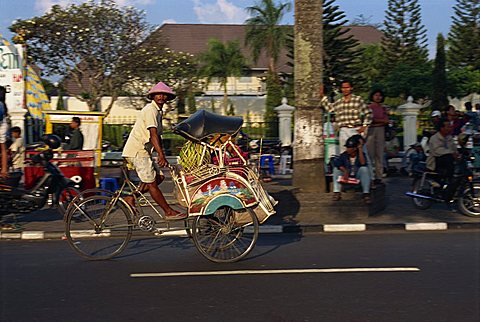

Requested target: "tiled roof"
[
  {"left": 156, "top": 24, "right": 382, "bottom": 71},
  {"left": 64, "top": 24, "right": 382, "bottom": 96}
]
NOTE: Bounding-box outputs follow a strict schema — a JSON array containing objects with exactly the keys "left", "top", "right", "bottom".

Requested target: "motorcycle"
[
  {"left": 405, "top": 139, "right": 480, "bottom": 217},
  {"left": 0, "top": 135, "right": 80, "bottom": 219}
]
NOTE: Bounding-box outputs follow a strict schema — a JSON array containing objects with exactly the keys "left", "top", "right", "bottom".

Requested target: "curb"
[{"left": 1, "top": 222, "right": 479, "bottom": 240}]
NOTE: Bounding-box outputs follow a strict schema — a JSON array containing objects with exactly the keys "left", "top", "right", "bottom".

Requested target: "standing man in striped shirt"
[{"left": 320, "top": 80, "right": 372, "bottom": 150}]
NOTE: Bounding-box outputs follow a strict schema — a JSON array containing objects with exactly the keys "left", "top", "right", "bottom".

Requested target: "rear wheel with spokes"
[
  {"left": 458, "top": 183, "right": 480, "bottom": 217},
  {"left": 65, "top": 195, "right": 133, "bottom": 260},
  {"left": 192, "top": 206, "right": 258, "bottom": 263}
]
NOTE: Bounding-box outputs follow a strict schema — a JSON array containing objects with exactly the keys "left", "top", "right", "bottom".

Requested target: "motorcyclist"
[{"left": 426, "top": 118, "right": 459, "bottom": 201}]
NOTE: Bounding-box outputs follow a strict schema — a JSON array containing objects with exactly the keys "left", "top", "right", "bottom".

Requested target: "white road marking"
[
  {"left": 405, "top": 223, "right": 448, "bottom": 231},
  {"left": 130, "top": 267, "right": 420, "bottom": 278},
  {"left": 323, "top": 224, "right": 366, "bottom": 232},
  {"left": 21, "top": 231, "right": 45, "bottom": 239}
]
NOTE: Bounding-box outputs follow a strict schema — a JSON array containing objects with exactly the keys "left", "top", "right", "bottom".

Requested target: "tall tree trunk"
[{"left": 293, "top": 0, "right": 325, "bottom": 192}]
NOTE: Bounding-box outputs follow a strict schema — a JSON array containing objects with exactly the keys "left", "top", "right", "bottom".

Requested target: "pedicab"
[{"left": 64, "top": 110, "right": 277, "bottom": 263}]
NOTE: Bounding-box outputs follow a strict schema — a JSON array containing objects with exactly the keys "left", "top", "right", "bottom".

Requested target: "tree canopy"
[
  {"left": 382, "top": 0, "right": 428, "bottom": 69},
  {"left": 448, "top": 0, "right": 480, "bottom": 70},
  {"left": 198, "top": 38, "right": 247, "bottom": 114},
  {"left": 245, "top": 0, "right": 292, "bottom": 73},
  {"left": 9, "top": 0, "right": 187, "bottom": 113},
  {"left": 322, "top": 0, "right": 364, "bottom": 94},
  {"left": 431, "top": 34, "right": 449, "bottom": 110}
]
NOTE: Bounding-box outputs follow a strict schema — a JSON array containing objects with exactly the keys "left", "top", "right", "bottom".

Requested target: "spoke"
[{"left": 205, "top": 227, "right": 224, "bottom": 253}]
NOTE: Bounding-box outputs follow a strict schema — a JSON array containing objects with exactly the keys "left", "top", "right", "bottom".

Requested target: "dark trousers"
[{"left": 435, "top": 154, "right": 455, "bottom": 200}]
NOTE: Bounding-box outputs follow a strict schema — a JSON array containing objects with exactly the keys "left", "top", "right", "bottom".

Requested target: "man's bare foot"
[{"left": 164, "top": 208, "right": 188, "bottom": 221}]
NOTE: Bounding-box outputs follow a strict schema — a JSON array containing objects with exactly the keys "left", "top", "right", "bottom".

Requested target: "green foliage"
[
  {"left": 357, "top": 43, "right": 384, "bottom": 93},
  {"left": 431, "top": 34, "right": 449, "bottom": 110},
  {"left": 125, "top": 49, "right": 199, "bottom": 110},
  {"left": 379, "top": 0, "right": 430, "bottom": 99},
  {"left": 245, "top": 0, "right": 292, "bottom": 73},
  {"left": 198, "top": 38, "right": 247, "bottom": 114},
  {"left": 322, "top": 0, "right": 365, "bottom": 93},
  {"left": 447, "top": 0, "right": 480, "bottom": 70},
  {"left": 447, "top": 68, "right": 480, "bottom": 98},
  {"left": 382, "top": 0, "right": 429, "bottom": 69},
  {"left": 102, "top": 124, "right": 129, "bottom": 150},
  {"left": 10, "top": 0, "right": 159, "bottom": 110},
  {"left": 265, "top": 72, "right": 281, "bottom": 138},
  {"left": 381, "top": 62, "right": 433, "bottom": 99}
]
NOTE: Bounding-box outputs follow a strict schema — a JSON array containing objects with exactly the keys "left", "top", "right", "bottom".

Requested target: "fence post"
[
  {"left": 398, "top": 96, "right": 422, "bottom": 150},
  {"left": 274, "top": 98, "right": 295, "bottom": 146}
]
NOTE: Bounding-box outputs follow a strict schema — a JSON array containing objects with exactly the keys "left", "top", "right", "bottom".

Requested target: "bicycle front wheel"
[
  {"left": 192, "top": 206, "right": 259, "bottom": 263},
  {"left": 65, "top": 195, "right": 133, "bottom": 260}
]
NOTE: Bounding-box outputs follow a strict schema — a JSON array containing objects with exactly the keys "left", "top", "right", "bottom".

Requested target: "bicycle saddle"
[{"left": 173, "top": 110, "right": 243, "bottom": 143}]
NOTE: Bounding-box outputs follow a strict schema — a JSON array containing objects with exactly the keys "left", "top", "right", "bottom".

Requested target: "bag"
[{"left": 384, "top": 125, "right": 394, "bottom": 141}]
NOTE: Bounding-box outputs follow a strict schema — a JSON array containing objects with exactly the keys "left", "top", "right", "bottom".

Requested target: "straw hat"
[{"left": 146, "top": 82, "right": 176, "bottom": 101}]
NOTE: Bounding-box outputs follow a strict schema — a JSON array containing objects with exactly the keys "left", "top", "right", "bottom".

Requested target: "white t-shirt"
[
  {"left": 10, "top": 137, "right": 25, "bottom": 169},
  {"left": 122, "top": 101, "right": 163, "bottom": 158}
]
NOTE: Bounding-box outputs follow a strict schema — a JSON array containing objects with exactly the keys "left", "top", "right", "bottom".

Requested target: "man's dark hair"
[
  {"left": 436, "top": 117, "right": 449, "bottom": 131},
  {"left": 369, "top": 89, "right": 385, "bottom": 103},
  {"left": 340, "top": 79, "right": 353, "bottom": 87},
  {"left": 72, "top": 116, "right": 81, "bottom": 126},
  {"left": 10, "top": 126, "right": 21, "bottom": 133},
  {"left": 465, "top": 102, "right": 473, "bottom": 111}
]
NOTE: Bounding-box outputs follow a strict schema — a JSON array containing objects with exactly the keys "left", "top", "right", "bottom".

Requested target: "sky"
[{"left": 0, "top": 0, "right": 455, "bottom": 57}]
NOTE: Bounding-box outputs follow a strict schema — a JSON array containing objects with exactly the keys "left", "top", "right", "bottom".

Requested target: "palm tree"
[
  {"left": 198, "top": 38, "right": 246, "bottom": 114},
  {"left": 245, "top": 0, "right": 292, "bottom": 74},
  {"left": 293, "top": 0, "right": 325, "bottom": 192}
]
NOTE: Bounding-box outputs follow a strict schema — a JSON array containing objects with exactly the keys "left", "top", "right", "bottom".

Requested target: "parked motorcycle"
[
  {"left": 0, "top": 135, "right": 79, "bottom": 218},
  {"left": 405, "top": 137, "right": 480, "bottom": 217}
]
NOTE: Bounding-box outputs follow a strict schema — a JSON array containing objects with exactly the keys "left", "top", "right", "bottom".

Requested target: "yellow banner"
[{"left": 25, "top": 65, "right": 50, "bottom": 119}]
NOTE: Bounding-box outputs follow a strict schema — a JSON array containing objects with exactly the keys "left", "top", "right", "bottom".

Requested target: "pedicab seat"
[{"left": 174, "top": 110, "right": 243, "bottom": 143}]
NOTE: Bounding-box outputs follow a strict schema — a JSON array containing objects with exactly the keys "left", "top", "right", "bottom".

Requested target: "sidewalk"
[
  {"left": 1, "top": 172, "right": 479, "bottom": 240},
  {"left": 263, "top": 174, "right": 480, "bottom": 232}
]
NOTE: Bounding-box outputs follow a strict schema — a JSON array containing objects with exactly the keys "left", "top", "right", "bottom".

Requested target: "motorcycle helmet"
[{"left": 42, "top": 134, "right": 62, "bottom": 149}]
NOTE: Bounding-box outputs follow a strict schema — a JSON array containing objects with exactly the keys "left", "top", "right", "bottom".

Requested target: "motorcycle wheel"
[
  {"left": 58, "top": 187, "right": 81, "bottom": 216},
  {"left": 457, "top": 183, "right": 480, "bottom": 217},
  {"left": 411, "top": 178, "right": 434, "bottom": 210}
]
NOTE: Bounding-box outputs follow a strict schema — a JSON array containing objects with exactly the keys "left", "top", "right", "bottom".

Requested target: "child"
[{"left": 9, "top": 126, "right": 25, "bottom": 172}]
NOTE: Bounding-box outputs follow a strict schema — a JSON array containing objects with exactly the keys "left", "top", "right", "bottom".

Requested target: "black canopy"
[{"left": 173, "top": 110, "right": 243, "bottom": 142}]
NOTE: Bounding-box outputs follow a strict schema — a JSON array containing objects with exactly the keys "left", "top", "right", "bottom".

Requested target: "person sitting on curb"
[{"left": 332, "top": 136, "right": 372, "bottom": 204}]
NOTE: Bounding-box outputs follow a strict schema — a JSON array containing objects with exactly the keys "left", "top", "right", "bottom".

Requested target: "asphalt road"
[{"left": 1, "top": 231, "right": 479, "bottom": 322}]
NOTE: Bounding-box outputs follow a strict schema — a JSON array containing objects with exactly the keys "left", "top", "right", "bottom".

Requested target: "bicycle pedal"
[{"left": 138, "top": 215, "right": 156, "bottom": 232}]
